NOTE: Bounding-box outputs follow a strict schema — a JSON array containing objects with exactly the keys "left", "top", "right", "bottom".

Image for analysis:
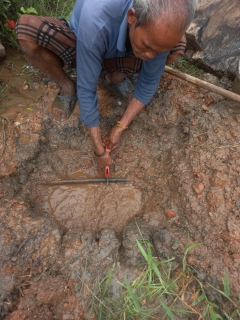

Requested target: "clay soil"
[{"left": 0, "top": 49, "right": 240, "bottom": 319}]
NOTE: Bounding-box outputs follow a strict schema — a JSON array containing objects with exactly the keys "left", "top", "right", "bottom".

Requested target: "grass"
[
  {"left": 171, "top": 57, "right": 204, "bottom": 78},
  {"left": 19, "top": 0, "right": 75, "bottom": 19},
  {"left": 82, "top": 239, "right": 240, "bottom": 320}
]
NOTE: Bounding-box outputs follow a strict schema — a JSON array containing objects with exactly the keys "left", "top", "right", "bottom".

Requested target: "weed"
[
  {"left": 85, "top": 239, "right": 240, "bottom": 319},
  {"left": 171, "top": 57, "right": 204, "bottom": 77}
]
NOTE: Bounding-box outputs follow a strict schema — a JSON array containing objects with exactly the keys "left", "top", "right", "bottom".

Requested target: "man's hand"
[
  {"left": 94, "top": 151, "right": 114, "bottom": 169},
  {"left": 88, "top": 126, "right": 114, "bottom": 169},
  {"left": 103, "top": 125, "right": 124, "bottom": 151},
  {"left": 104, "top": 96, "right": 145, "bottom": 152}
]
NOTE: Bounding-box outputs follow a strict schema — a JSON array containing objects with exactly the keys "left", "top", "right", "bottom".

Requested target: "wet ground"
[{"left": 0, "top": 48, "right": 240, "bottom": 319}]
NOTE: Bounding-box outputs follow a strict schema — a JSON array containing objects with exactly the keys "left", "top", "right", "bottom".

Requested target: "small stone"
[
  {"left": 22, "top": 84, "right": 29, "bottom": 90},
  {"left": 202, "top": 104, "right": 209, "bottom": 111},
  {"left": 63, "top": 314, "right": 74, "bottom": 320},
  {"left": 236, "top": 200, "right": 240, "bottom": 207},
  {"left": 11, "top": 257, "right": 18, "bottom": 262},
  {"left": 187, "top": 255, "right": 196, "bottom": 266},
  {"left": 172, "top": 242, "right": 180, "bottom": 250},
  {"left": 204, "top": 95, "right": 214, "bottom": 106},
  {"left": 235, "top": 114, "right": 240, "bottom": 123},
  {"left": 192, "top": 182, "right": 205, "bottom": 194},
  {"left": 232, "top": 254, "right": 240, "bottom": 260},
  {"left": 63, "top": 303, "right": 68, "bottom": 308},
  {"left": 183, "top": 126, "right": 189, "bottom": 133},
  {"left": 197, "top": 172, "right": 205, "bottom": 182},
  {"left": 192, "top": 120, "right": 197, "bottom": 126},
  {"left": 166, "top": 209, "right": 176, "bottom": 218},
  {"left": 230, "top": 130, "right": 238, "bottom": 137},
  {"left": 209, "top": 172, "right": 228, "bottom": 187}
]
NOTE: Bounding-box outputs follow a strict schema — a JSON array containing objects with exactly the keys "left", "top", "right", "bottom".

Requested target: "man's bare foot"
[{"left": 52, "top": 94, "right": 77, "bottom": 121}]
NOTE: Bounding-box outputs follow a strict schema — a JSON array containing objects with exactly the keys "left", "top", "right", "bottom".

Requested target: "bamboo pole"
[{"left": 165, "top": 66, "right": 240, "bottom": 105}]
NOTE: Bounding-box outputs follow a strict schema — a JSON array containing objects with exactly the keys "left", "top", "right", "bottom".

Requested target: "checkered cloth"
[
  {"left": 16, "top": 15, "right": 186, "bottom": 73},
  {"left": 16, "top": 15, "right": 76, "bottom": 69}
]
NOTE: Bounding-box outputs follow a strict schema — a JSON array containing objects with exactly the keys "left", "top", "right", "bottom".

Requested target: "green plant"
[
  {"left": 0, "top": 0, "right": 75, "bottom": 47},
  {"left": 0, "top": 0, "right": 12, "bottom": 19},
  {"left": 171, "top": 57, "right": 204, "bottom": 77},
  {"left": 18, "top": 6, "right": 38, "bottom": 16},
  {"left": 84, "top": 239, "right": 239, "bottom": 320}
]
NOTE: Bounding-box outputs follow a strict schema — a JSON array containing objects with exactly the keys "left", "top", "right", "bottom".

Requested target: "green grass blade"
[
  {"left": 136, "top": 240, "right": 148, "bottom": 261},
  {"left": 124, "top": 278, "right": 141, "bottom": 312},
  {"left": 224, "top": 271, "right": 230, "bottom": 298},
  {"left": 183, "top": 243, "right": 201, "bottom": 271},
  {"left": 209, "top": 307, "right": 217, "bottom": 320},
  {"left": 159, "top": 299, "right": 176, "bottom": 320},
  {"left": 202, "top": 304, "right": 209, "bottom": 319},
  {"left": 103, "top": 264, "right": 115, "bottom": 296},
  {"left": 208, "top": 301, "right": 219, "bottom": 309},
  {"left": 191, "top": 293, "right": 206, "bottom": 306}
]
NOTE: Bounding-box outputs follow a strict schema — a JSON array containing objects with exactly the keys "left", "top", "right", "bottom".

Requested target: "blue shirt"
[{"left": 69, "top": 0, "right": 168, "bottom": 127}]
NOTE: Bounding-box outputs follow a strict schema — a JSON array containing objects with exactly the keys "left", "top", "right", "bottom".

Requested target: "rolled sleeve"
[{"left": 134, "top": 52, "right": 168, "bottom": 105}]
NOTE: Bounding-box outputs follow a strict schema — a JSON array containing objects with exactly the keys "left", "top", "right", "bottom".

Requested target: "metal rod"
[{"left": 41, "top": 178, "right": 130, "bottom": 185}]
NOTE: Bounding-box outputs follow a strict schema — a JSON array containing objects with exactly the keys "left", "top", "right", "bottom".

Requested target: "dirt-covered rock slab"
[{"left": 186, "top": 0, "right": 240, "bottom": 77}]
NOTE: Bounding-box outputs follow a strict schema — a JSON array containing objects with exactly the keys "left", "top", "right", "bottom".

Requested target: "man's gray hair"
[{"left": 133, "top": 0, "right": 196, "bottom": 32}]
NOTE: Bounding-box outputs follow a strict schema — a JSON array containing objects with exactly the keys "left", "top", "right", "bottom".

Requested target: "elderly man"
[{"left": 16, "top": 0, "right": 195, "bottom": 169}]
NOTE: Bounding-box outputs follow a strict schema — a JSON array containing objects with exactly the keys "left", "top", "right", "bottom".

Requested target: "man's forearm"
[
  {"left": 118, "top": 96, "right": 145, "bottom": 127},
  {"left": 88, "top": 126, "right": 104, "bottom": 154}
]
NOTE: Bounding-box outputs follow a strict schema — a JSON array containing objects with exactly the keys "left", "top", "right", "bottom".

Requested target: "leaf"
[
  {"left": 208, "top": 301, "right": 219, "bottom": 309},
  {"left": 230, "top": 309, "right": 240, "bottom": 318},
  {"left": 209, "top": 307, "right": 217, "bottom": 320},
  {"left": 124, "top": 278, "right": 140, "bottom": 312},
  {"left": 159, "top": 299, "right": 176, "bottom": 320},
  {"left": 224, "top": 271, "right": 230, "bottom": 298},
  {"left": 202, "top": 304, "right": 209, "bottom": 319},
  {"left": 191, "top": 293, "right": 206, "bottom": 306}
]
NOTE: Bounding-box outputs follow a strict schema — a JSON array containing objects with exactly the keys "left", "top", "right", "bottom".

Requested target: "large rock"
[{"left": 185, "top": 0, "right": 240, "bottom": 78}]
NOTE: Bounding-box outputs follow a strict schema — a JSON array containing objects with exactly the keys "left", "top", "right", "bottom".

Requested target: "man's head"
[{"left": 127, "top": 0, "right": 196, "bottom": 60}]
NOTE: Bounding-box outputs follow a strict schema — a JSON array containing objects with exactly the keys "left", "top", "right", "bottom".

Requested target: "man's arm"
[{"left": 105, "top": 97, "right": 145, "bottom": 151}]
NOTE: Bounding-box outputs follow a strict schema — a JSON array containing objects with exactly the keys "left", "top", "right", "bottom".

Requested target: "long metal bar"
[{"left": 41, "top": 178, "right": 130, "bottom": 185}]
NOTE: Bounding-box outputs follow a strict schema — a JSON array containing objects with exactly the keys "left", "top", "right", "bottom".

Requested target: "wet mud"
[{"left": 1, "top": 51, "right": 240, "bottom": 319}]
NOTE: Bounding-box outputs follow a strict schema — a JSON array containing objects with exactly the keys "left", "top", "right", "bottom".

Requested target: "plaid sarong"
[
  {"left": 16, "top": 15, "right": 186, "bottom": 73},
  {"left": 16, "top": 15, "right": 77, "bottom": 69}
]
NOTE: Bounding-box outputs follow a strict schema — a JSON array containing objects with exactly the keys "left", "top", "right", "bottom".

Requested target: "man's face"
[{"left": 127, "top": 8, "right": 184, "bottom": 61}]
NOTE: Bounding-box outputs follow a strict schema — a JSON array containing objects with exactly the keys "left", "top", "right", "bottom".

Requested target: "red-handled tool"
[{"left": 105, "top": 148, "right": 111, "bottom": 185}]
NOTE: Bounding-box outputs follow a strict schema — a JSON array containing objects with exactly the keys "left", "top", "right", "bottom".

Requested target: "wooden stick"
[{"left": 165, "top": 66, "right": 240, "bottom": 105}]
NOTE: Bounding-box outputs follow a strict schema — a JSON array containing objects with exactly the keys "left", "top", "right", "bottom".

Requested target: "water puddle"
[
  {"left": 47, "top": 182, "right": 142, "bottom": 232},
  {"left": 0, "top": 48, "right": 46, "bottom": 118}
]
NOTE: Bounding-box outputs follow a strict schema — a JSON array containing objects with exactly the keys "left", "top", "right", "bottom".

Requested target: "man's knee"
[
  {"left": 16, "top": 14, "right": 40, "bottom": 57},
  {"left": 18, "top": 39, "right": 40, "bottom": 58}
]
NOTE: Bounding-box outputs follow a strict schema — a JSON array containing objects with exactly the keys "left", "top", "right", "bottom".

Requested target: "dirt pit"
[
  {"left": 1, "top": 49, "right": 240, "bottom": 319},
  {"left": 47, "top": 182, "right": 142, "bottom": 231}
]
